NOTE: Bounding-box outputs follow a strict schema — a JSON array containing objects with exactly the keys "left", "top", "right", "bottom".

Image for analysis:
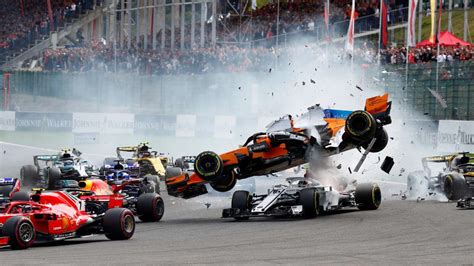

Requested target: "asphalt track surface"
[{"left": 1, "top": 195, "right": 474, "bottom": 265}]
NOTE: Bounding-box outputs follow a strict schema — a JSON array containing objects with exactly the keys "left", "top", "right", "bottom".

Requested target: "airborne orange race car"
[{"left": 166, "top": 94, "right": 392, "bottom": 199}]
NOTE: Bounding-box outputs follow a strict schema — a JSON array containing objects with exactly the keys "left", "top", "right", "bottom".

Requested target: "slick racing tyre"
[
  {"left": 355, "top": 183, "right": 382, "bottom": 210},
  {"left": 210, "top": 171, "right": 237, "bottom": 192},
  {"left": 443, "top": 174, "right": 467, "bottom": 201},
  {"left": 231, "top": 190, "right": 252, "bottom": 221},
  {"left": 175, "top": 158, "right": 189, "bottom": 170},
  {"left": 3, "top": 216, "right": 36, "bottom": 249},
  {"left": 345, "top": 110, "right": 377, "bottom": 142},
  {"left": 362, "top": 128, "right": 389, "bottom": 153},
  {"left": 103, "top": 208, "right": 135, "bottom": 240},
  {"left": 299, "top": 188, "right": 320, "bottom": 218},
  {"left": 165, "top": 167, "right": 183, "bottom": 180},
  {"left": 11, "top": 191, "right": 30, "bottom": 201},
  {"left": 194, "top": 151, "right": 224, "bottom": 182},
  {"left": 136, "top": 193, "right": 165, "bottom": 222},
  {"left": 20, "top": 165, "right": 40, "bottom": 188},
  {"left": 46, "top": 167, "right": 62, "bottom": 190}
]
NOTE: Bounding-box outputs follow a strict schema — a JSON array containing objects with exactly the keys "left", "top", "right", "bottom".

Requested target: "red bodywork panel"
[
  {"left": 0, "top": 191, "right": 94, "bottom": 245},
  {"left": 77, "top": 179, "right": 125, "bottom": 209}
]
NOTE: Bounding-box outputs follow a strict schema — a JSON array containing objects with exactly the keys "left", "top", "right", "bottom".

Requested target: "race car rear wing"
[{"left": 364, "top": 93, "right": 392, "bottom": 126}]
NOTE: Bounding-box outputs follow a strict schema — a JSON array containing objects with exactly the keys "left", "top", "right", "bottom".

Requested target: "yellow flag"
[{"left": 429, "top": 0, "right": 436, "bottom": 42}]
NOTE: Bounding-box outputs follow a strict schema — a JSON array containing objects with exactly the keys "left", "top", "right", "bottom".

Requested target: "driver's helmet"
[{"left": 138, "top": 145, "right": 152, "bottom": 157}]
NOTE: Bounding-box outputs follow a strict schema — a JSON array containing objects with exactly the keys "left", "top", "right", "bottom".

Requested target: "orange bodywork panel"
[
  {"left": 166, "top": 136, "right": 291, "bottom": 191},
  {"left": 365, "top": 93, "right": 389, "bottom": 115}
]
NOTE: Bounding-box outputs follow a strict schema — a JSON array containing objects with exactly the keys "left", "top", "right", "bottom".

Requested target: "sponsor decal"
[
  {"left": 15, "top": 112, "right": 72, "bottom": 131},
  {"left": 438, "top": 120, "right": 474, "bottom": 152},
  {"left": 134, "top": 114, "right": 176, "bottom": 135},
  {"left": 72, "top": 113, "right": 134, "bottom": 134}
]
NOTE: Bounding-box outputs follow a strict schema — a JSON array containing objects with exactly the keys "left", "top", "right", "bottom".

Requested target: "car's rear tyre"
[
  {"left": 175, "top": 158, "right": 189, "bottom": 169},
  {"left": 20, "top": 165, "right": 40, "bottom": 188},
  {"left": 165, "top": 167, "right": 183, "bottom": 180},
  {"left": 194, "top": 151, "right": 224, "bottom": 182},
  {"left": 11, "top": 191, "right": 30, "bottom": 201},
  {"left": 362, "top": 128, "right": 389, "bottom": 153},
  {"left": 210, "top": 171, "right": 237, "bottom": 192},
  {"left": 136, "top": 193, "right": 165, "bottom": 222},
  {"left": 345, "top": 110, "right": 377, "bottom": 142},
  {"left": 3, "top": 216, "right": 36, "bottom": 249},
  {"left": 299, "top": 188, "right": 320, "bottom": 218},
  {"left": 103, "top": 208, "right": 135, "bottom": 240},
  {"left": 355, "top": 183, "right": 382, "bottom": 210},
  {"left": 443, "top": 174, "right": 467, "bottom": 201},
  {"left": 231, "top": 190, "right": 252, "bottom": 220},
  {"left": 46, "top": 167, "right": 62, "bottom": 190}
]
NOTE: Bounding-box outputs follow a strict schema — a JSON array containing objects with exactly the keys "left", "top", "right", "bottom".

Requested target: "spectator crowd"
[
  {"left": 3, "top": 0, "right": 473, "bottom": 75},
  {"left": 0, "top": 0, "right": 99, "bottom": 63}
]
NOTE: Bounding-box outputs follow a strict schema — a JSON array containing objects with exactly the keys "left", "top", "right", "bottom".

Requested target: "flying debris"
[
  {"left": 336, "top": 164, "right": 342, "bottom": 169},
  {"left": 269, "top": 68, "right": 272, "bottom": 73},
  {"left": 427, "top": 88, "right": 448, "bottom": 108},
  {"left": 381, "top": 156, "right": 394, "bottom": 174},
  {"left": 310, "top": 79, "right": 316, "bottom": 84},
  {"left": 302, "top": 81, "right": 306, "bottom": 86},
  {"left": 204, "top": 203, "right": 211, "bottom": 209},
  {"left": 356, "top": 85, "right": 363, "bottom": 91},
  {"left": 238, "top": 86, "right": 241, "bottom": 90}
]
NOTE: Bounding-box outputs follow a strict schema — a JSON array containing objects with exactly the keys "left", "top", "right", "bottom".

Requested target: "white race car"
[{"left": 222, "top": 177, "right": 381, "bottom": 220}]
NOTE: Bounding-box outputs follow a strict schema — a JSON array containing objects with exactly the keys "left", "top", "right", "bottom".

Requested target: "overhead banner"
[
  {"left": 15, "top": 112, "right": 72, "bottom": 131},
  {"left": 134, "top": 114, "right": 176, "bottom": 135},
  {"left": 437, "top": 120, "right": 474, "bottom": 152},
  {"left": 0, "top": 111, "right": 16, "bottom": 131},
  {"left": 73, "top": 113, "right": 134, "bottom": 134}
]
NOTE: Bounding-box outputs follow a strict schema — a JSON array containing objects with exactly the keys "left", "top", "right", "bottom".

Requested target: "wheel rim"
[
  {"left": 199, "top": 156, "right": 218, "bottom": 173},
  {"left": 123, "top": 214, "right": 135, "bottom": 234},
  {"left": 19, "top": 222, "right": 34, "bottom": 243},
  {"left": 156, "top": 198, "right": 164, "bottom": 216}
]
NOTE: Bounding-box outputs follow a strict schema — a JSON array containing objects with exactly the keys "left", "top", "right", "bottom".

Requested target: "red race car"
[
  {"left": 74, "top": 178, "right": 165, "bottom": 222},
  {"left": 0, "top": 190, "right": 135, "bottom": 249},
  {"left": 166, "top": 94, "right": 392, "bottom": 199}
]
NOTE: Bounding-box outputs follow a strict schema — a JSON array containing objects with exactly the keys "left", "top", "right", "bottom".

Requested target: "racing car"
[
  {"left": 0, "top": 190, "right": 135, "bottom": 249},
  {"left": 101, "top": 159, "right": 160, "bottom": 194},
  {"left": 407, "top": 153, "right": 474, "bottom": 200},
  {"left": 222, "top": 177, "right": 381, "bottom": 220},
  {"left": 20, "top": 148, "right": 97, "bottom": 190},
  {"left": 72, "top": 178, "right": 165, "bottom": 222},
  {"left": 1, "top": 175, "right": 165, "bottom": 223},
  {"left": 166, "top": 94, "right": 392, "bottom": 199},
  {"left": 116, "top": 143, "right": 169, "bottom": 180}
]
